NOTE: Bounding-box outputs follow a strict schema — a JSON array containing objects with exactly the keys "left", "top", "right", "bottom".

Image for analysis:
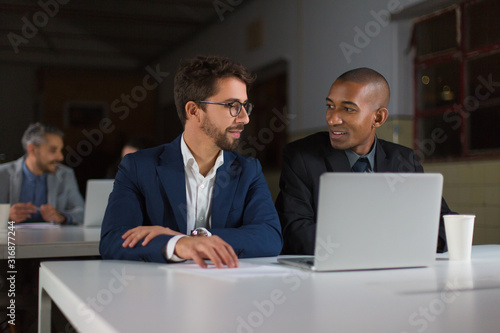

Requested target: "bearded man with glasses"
[{"left": 100, "top": 55, "right": 282, "bottom": 268}]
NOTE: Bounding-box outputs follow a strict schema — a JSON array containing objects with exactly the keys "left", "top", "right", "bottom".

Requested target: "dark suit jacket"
[
  {"left": 275, "top": 132, "right": 452, "bottom": 255},
  {"left": 100, "top": 135, "right": 283, "bottom": 263}
]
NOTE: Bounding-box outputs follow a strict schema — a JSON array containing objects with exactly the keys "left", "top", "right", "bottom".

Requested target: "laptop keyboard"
[{"left": 295, "top": 257, "right": 315, "bottom": 266}]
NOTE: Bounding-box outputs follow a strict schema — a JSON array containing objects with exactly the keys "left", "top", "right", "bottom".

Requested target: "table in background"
[
  {"left": 39, "top": 245, "right": 500, "bottom": 333},
  {"left": 0, "top": 225, "right": 101, "bottom": 332},
  {"left": 0, "top": 225, "right": 101, "bottom": 259}
]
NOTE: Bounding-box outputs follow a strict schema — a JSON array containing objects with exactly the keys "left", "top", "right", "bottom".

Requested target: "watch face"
[{"left": 191, "top": 228, "right": 210, "bottom": 236}]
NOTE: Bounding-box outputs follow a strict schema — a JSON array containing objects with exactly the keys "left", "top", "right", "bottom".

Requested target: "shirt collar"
[
  {"left": 344, "top": 136, "right": 378, "bottom": 171},
  {"left": 180, "top": 133, "right": 224, "bottom": 174},
  {"left": 22, "top": 157, "right": 47, "bottom": 182}
]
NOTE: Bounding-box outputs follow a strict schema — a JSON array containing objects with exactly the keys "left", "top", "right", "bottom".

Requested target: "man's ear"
[
  {"left": 185, "top": 101, "right": 200, "bottom": 122},
  {"left": 373, "top": 107, "right": 388, "bottom": 128},
  {"left": 26, "top": 143, "right": 36, "bottom": 155}
]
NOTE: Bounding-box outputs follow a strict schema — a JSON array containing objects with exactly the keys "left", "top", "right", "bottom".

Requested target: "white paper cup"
[
  {"left": 444, "top": 214, "right": 475, "bottom": 261},
  {"left": 0, "top": 204, "right": 10, "bottom": 232}
]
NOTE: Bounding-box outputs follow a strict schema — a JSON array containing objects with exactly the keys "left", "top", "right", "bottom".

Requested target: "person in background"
[
  {"left": 105, "top": 137, "right": 154, "bottom": 178},
  {"left": 120, "top": 137, "right": 152, "bottom": 157},
  {"left": 100, "top": 55, "right": 283, "bottom": 268},
  {"left": 0, "top": 122, "right": 84, "bottom": 224},
  {"left": 275, "top": 67, "right": 455, "bottom": 255}
]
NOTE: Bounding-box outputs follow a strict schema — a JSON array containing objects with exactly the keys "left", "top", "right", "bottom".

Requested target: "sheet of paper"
[
  {"left": 160, "top": 261, "right": 297, "bottom": 281},
  {"left": 14, "top": 222, "right": 61, "bottom": 229}
]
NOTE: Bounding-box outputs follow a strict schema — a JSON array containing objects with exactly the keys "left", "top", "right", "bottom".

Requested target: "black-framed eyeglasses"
[{"left": 197, "top": 100, "right": 253, "bottom": 117}]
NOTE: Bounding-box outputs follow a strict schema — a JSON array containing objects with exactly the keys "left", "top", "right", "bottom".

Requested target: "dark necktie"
[{"left": 352, "top": 157, "right": 369, "bottom": 173}]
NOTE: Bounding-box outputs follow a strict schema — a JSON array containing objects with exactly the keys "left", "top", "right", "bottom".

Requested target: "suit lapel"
[
  {"left": 374, "top": 141, "right": 389, "bottom": 172},
  {"left": 324, "top": 146, "right": 351, "bottom": 172},
  {"left": 46, "top": 173, "right": 58, "bottom": 206},
  {"left": 211, "top": 152, "right": 238, "bottom": 229},
  {"left": 156, "top": 137, "right": 188, "bottom": 234},
  {"left": 10, "top": 158, "right": 24, "bottom": 204}
]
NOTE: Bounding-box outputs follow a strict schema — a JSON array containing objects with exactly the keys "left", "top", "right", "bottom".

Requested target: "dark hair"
[
  {"left": 337, "top": 67, "right": 387, "bottom": 86},
  {"left": 337, "top": 67, "right": 390, "bottom": 107},
  {"left": 123, "top": 137, "right": 153, "bottom": 150},
  {"left": 174, "top": 55, "right": 256, "bottom": 126},
  {"left": 21, "top": 122, "right": 64, "bottom": 152}
]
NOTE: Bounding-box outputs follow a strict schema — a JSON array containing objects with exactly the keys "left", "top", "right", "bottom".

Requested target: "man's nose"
[
  {"left": 56, "top": 150, "right": 64, "bottom": 161},
  {"left": 326, "top": 110, "right": 342, "bottom": 125},
  {"left": 236, "top": 108, "right": 250, "bottom": 124}
]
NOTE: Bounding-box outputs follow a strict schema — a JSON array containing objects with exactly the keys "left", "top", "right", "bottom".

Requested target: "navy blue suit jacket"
[{"left": 100, "top": 135, "right": 283, "bottom": 263}]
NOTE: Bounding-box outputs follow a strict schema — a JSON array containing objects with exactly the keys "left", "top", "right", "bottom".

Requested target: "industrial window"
[{"left": 413, "top": 0, "right": 500, "bottom": 161}]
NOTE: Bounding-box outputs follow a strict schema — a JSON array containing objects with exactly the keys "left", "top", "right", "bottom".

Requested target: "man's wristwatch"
[{"left": 191, "top": 227, "right": 212, "bottom": 237}]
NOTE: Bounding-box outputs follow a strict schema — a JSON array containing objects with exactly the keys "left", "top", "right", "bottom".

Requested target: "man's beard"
[
  {"left": 201, "top": 116, "right": 243, "bottom": 151},
  {"left": 36, "top": 158, "right": 58, "bottom": 174}
]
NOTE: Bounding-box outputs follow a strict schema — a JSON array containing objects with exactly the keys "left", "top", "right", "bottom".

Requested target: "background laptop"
[
  {"left": 278, "top": 173, "right": 443, "bottom": 271},
  {"left": 83, "top": 179, "right": 114, "bottom": 228}
]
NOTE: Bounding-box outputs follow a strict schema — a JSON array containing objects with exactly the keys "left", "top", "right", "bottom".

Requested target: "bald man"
[{"left": 275, "top": 67, "right": 454, "bottom": 255}]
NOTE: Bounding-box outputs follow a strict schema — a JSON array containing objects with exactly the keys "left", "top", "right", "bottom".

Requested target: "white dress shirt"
[{"left": 165, "top": 134, "right": 224, "bottom": 261}]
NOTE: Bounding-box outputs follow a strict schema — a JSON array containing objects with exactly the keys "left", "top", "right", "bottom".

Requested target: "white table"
[
  {"left": 39, "top": 245, "right": 500, "bottom": 333},
  {"left": 0, "top": 225, "right": 101, "bottom": 259}
]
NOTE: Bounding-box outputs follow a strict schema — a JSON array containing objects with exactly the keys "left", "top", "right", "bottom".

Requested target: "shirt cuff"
[
  {"left": 164, "top": 235, "right": 187, "bottom": 262},
  {"left": 61, "top": 213, "right": 72, "bottom": 225}
]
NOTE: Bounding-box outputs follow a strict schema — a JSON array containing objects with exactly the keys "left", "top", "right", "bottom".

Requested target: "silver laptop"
[
  {"left": 83, "top": 179, "right": 114, "bottom": 228},
  {"left": 278, "top": 173, "right": 443, "bottom": 271}
]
